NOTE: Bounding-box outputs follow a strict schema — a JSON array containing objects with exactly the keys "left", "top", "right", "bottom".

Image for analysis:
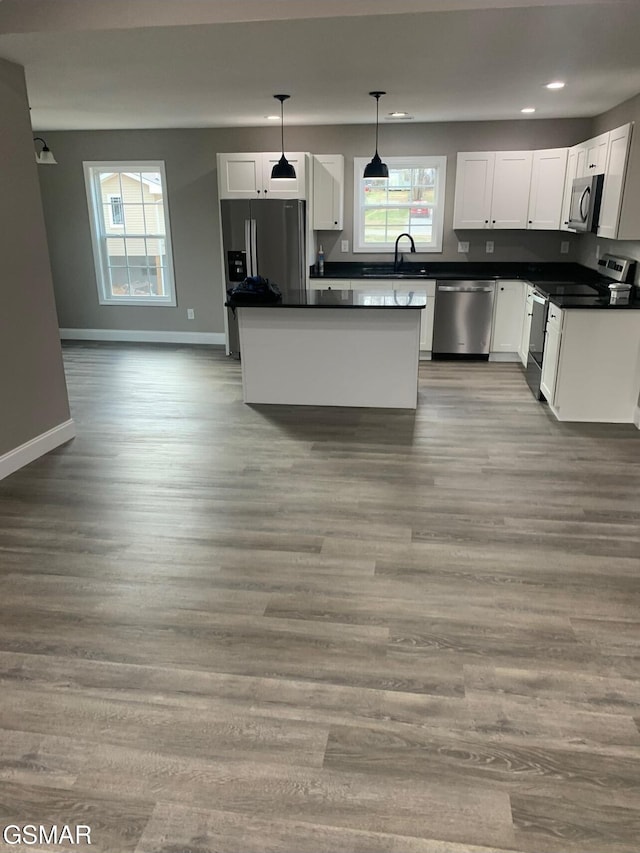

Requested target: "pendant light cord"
[
  {"left": 375, "top": 94, "right": 380, "bottom": 156},
  {"left": 281, "top": 98, "right": 285, "bottom": 156}
]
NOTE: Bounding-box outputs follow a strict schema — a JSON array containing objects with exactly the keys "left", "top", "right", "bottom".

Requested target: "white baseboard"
[
  {"left": 489, "top": 352, "right": 521, "bottom": 362},
  {"left": 634, "top": 406, "right": 640, "bottom": 430},
  {"left": 60, "top": 329, "right": 225, "bottom": 345},
  {"left": 0, "top": 419, "right": 76, "bottom": 481}
]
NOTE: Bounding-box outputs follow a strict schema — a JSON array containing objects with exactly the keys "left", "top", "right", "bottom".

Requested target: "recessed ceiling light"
[
  {"left": 545, "top": 81, "right": 566, "bottom": 90},
  {"left": 521, "top": 107, "right": 536, "bottom": 114},
  {"left": 266, "top": 115, "right": 280, "bottom": 120}
]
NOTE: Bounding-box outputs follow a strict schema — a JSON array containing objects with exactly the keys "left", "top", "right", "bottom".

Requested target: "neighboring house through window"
[
  {"left": 353, "top": 156, "right": 447, "bottom": 253},
  {"left": 83, "top": 161, "right": 176, "bottom": 305}
]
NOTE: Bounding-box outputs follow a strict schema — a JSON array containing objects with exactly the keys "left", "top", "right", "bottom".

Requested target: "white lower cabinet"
[
  {"left": 543, "top": 309, "right": 640, "bottom": 423},
  {"left": 309, "top": 279, "right": 349, "bottom": 290},
  {"left": 349, "top": 279, "right": 435, "bottom": 354},
  {"left": 518, "top": 286, "right": 535, "bottom": 367},
  {"left": 539, "top": 307, "right": 563, "bottom": 404},
  {"left": 490, "top": 280, "right": 526, "bottom": 357}
]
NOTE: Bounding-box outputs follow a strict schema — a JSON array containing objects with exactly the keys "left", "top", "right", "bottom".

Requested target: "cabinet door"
[
  {"left": 527, "top": 148, "right": 568, "bottom": 230},
  {"left": 519, "top": 290, "right": 534, "bottom": 367},
  {"left": 540, "top": 310, "right": 563, "bottom": 404},
  {"left": 217, "top": 153, "right": 263, "bottom": 199},
  {"left": 491, "top": 280, "right": 526, "bottom": 353},
  {"left": 263, "top": 152, "right": 307, "bottom": 199},
  {"left": 598, "top": 124, "right": 632, "bottom": 240},
  {"left": 491, "top": 151, "right": 533, "bottom": 228},
  {"left": 583, "top": 132, "right": 610, "bottom": 176},
  {"left": 313, "top": 155, "right": 344, "bottom": 230},
  {"left": 453, "top": 152, "right": 495, "bottom": 228},
  {"left": 561, "top": 146, "right": 581, "bottom": 231}
]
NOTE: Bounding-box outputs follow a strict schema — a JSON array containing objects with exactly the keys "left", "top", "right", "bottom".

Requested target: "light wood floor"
[{"left": 1, "top": 343, "right": 640, "bottom": 853}]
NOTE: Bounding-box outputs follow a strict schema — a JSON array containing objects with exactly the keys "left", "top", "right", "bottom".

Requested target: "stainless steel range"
[{"left": 524, "top": 253, "right": 637, "bottom": 400}]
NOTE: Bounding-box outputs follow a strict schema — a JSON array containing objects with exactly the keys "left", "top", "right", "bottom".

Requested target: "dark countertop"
[
  {"left": 310, "top": 261, "right": 609, "bottom": 283},
  {"left": 528, "top": 280, "right": 640, "bottom": 310},
  {"left": 309, "top": 262, "right": 640, "bottom": 310},
  {"left": 229, "top": 289, "right": 427, "bottom": 309},
  {"left": 547, "top": 294, "right": 640, "bottom": 310}
]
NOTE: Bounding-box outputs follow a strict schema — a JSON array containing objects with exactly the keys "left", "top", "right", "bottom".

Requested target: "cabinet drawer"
[{"left": 309, "top": 279, "right": 350, "bottom": 290}]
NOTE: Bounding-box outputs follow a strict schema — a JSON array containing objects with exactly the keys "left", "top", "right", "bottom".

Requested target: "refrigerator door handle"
[{"left": 245, "top": 218, "right": 258, "bottom": 277}]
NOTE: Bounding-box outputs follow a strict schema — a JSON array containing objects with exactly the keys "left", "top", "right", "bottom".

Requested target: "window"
[
  {"left": 84, "top": 161, "right": 176, "bottom": 305},
  {"left": 108, "top": 195, "right": 124, "bottom": 227},
  {"left": 353, "top": 156, "right": 447, "bottom": 253}
]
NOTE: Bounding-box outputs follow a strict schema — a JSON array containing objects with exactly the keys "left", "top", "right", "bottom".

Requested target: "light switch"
[
  {"left": 485, "top": 241, "right": 494, "bottom": 254},
  {"left": 560, "top": 241, "right": 570, "bottom": 254},
  {"left": 341, "top": 240, "right": 349, "bottom": 253},
  {"left": 457, "top": 241, "right": 469, "bottom": 253}
]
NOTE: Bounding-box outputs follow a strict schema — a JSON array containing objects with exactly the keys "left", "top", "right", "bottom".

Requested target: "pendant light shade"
[
  {"left": 363, "top": 91, "right": 388, "bottom": 179},
  {"left": 33, "top": 136, "right": 57, "bottom": 165},
  {"left": 271, "top": 94, "right": 296, "bottom": 180}
]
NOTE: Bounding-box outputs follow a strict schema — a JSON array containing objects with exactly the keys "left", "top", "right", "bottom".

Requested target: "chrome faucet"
[{"left": 394, "top": 232, "right": 416, "bottom": 272}]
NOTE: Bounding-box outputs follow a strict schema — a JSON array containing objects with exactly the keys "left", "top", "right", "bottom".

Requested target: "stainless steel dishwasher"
[{"left": 432, "top": 280, "right": 496, "bottom": 357}]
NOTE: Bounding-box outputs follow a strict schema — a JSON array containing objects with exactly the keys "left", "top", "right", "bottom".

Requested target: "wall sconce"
[{"left": 33, "top": 137, "right": 57, "bottom": 165}]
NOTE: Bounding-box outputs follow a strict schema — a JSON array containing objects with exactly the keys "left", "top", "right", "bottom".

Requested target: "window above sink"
[{"left": 353, "top": 156, "right": 447, "bottom": 254}]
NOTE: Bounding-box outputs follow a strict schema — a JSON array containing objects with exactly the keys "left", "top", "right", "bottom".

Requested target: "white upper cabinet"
[
  {"left": 491, "top": 151, "right": 533, "bottom": 229},
  {"left": 217, "top": 152, "right": 307, "bottom": 199},
  {"left": 582, "top": 132, "right": 610, "bottom": 176},
  {"left": 527, "top": 148, "right": 569, "bottom": 230},
  {"left": 453, "top": 152, "right": 495, "bottom": 228},
  {"left": 312, "top": 154, "right": 344, "bottom": 230},
  {"left": 598, "top": 123, "right": 632, "bottom": 240},
  {"left": 454, "top": 149, "right": 561, "bottom": 231},
  {"left": 262, "top": 153, "right": 307, "bottom": 198},
  {"left": 560, "top": 145, "right": 582, "bottom": 231},
  {"left": 217, "top": 153, "right": 263, "bottom": 199}
]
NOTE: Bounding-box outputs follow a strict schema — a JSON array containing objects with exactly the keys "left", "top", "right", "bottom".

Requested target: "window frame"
[
  {"left": 353, "top": 155, "right": 447, "bottom": 253},
  {"left": 83, "top": 160, "right": 177, "bottom": 307}
]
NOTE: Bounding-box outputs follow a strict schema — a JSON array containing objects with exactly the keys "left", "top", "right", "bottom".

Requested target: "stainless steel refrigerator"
[{"left": 221, "top": 198, "right": 306, "bottom": 356}]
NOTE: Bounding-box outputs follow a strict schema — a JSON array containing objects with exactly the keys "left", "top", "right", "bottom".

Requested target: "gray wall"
[
  {"left": 38, "top": 117, "right": 592, "bottom": 333},
  {"left": 578, "top": 91, "right": 640, "bottom": 281},
  {"left": 0, "top": 57, "right": 71, "bottom": 457}
]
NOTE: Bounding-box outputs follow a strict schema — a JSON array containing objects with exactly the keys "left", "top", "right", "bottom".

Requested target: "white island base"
[{"left": 237, "top": 306, "right": 422, "bottom": 408}]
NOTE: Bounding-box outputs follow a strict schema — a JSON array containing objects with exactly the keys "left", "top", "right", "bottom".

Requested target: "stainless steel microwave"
[{"left": 567, "top": 174, "right": 604, "bottom": 232}]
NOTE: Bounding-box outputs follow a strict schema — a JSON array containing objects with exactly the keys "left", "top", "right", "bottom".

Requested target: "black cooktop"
[{"left": 534, "top": 281, "right": 604, "bottom": 297}]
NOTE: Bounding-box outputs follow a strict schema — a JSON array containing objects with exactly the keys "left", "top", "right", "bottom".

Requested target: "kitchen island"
[{"left": 233, "top": 289, "right": 425, "bottom": 408}]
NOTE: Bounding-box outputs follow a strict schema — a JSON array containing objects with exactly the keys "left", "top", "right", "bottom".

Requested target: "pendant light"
[
  {"left": 271, "top": 94, "right": 296, "bottom": 180},
  {"left": 363, "top": 91, "right": 388, "bottom": 179}
]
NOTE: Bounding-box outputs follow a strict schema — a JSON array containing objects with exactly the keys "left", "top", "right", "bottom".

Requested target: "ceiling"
[{"left": 1, "top": 0, "right": 639, "bottom": 130}]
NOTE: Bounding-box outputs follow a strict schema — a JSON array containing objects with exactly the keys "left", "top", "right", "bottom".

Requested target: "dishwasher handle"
[{"left": 437, "top": 284, "right": 495, "bottom": 293}]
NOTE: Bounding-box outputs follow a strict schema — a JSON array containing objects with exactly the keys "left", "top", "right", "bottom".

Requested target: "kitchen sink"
[{"left": 361, "top": 267, "right": 431, "bottom": 278}]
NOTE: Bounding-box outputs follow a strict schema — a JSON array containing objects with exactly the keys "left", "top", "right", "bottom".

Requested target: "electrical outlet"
[
  {"left": 560, "top": 241, "right": 570, "bottom": 254},
  {"left": 341, "top": 240, "right": 349, "bottom": 253},
  {"left": 187, "top": 308, "right": 195, "bottom": 320},
  {"left": 457, "top": 241, "right": 469, "bottom": 253},
  {"left": 485, "top": 241, "right": 494, "bottom": 254}
]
